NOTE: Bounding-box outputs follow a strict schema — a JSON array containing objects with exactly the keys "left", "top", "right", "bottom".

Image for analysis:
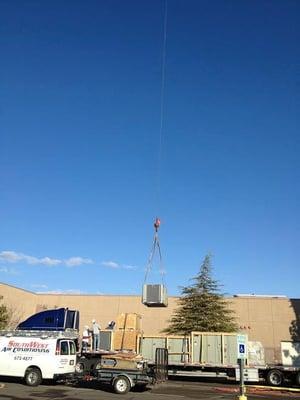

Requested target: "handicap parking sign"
[
  {"left": 239, "top": 344, "right": 245, "bottom": 354},
  {"left": 237, "top": 334, "right": 247, "bottom": 359}
]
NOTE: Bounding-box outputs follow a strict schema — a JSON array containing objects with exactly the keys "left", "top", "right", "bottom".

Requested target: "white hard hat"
[{"left": 92, "top": 319, "right": 96, "bottom": 323}]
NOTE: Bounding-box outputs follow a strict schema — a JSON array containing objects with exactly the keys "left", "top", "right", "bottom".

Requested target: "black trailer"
[{"left": 74, "top": 348, "right": 168, "bottom": 394}]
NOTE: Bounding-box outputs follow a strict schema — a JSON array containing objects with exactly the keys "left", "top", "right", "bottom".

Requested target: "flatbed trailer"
[
  {"left": 166, "top": 362, "right": 300, "bottom": 386},
  {"left": 256, "top": 364, "right": 300, "bottom": 387},
  {"left": 138, "top": 333, "right": 300, "bottom": 387}
]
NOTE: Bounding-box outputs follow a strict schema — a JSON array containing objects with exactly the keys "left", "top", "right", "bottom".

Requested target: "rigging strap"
[{"left": 143, "top": 219, "right": 166, "bottom": 285}]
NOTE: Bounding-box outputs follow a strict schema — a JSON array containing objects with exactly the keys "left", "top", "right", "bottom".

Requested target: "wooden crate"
[
  {"left": 113, "top": 329, "right": 140, "bottom": 352},
  {"left": 116, "top": 313, "right": 141, "bottom": 330}
]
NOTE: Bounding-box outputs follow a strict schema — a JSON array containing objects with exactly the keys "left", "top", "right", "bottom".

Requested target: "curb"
[
  {"left": 247, "top": 385, "right": 300, "bottom": 393},
  {"left": 215, "top": 385, "right": 300, "bottom": 395}
]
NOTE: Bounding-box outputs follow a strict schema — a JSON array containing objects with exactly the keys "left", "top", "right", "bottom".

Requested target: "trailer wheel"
[
  {"left": 25, "top": 367, "right": 42, "bottom": 386},
  {"left": 113, "top": 376, "right": 131, "bottom": 394},
  {"left": 266, "top": 369, "right": 283, "bottom": 386},
  {"left": 295, "top": 372, "right": 300, "bottom": 386}
]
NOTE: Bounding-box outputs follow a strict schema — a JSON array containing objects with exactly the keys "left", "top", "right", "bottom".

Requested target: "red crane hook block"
[{"left": 154, "top": 218, "right": 161, "bottom": 231}]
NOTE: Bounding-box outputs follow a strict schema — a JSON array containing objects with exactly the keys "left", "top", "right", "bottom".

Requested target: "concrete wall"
[{"left": 1, "top": 282, "right": 299, "bottom": 363}]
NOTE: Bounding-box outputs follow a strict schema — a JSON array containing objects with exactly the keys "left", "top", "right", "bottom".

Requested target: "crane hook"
[{"left": 154, "top": 217, "right": 161, "bottom": 232}]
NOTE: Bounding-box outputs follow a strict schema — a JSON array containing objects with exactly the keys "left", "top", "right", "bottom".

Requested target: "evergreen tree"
[
  {"left": 0, "top": 295, "right": 9, "bottom": 329},
  {"left": 164, "top": 254, "right": 238, "bottom": 335}
]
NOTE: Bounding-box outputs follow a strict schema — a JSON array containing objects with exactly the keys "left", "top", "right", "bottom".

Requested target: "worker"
[
  {"left": 82, "top": 325, "right": 90, "bottom": 352},
  {"left": 106, "top": 320, "right": 115, "bottom": 330},
  {"left": 92, "top": 319, "right": 101, "bottom": 351}
]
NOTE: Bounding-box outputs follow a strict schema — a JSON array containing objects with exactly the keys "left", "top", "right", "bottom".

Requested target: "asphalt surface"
[{"left": 0, "top": 378, "right": 300, "bottom": 400}]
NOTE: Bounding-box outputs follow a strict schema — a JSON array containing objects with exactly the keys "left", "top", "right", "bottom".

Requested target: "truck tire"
[
  {"left": 295, "top": 372, "right": 300, "bottom": 386},
  {"left": 266, "top": 369, "right": 283, "bottom": 386},
  {"left": 113, "top": 376, "right": 131, "bottom": 394},
  {"left": 25, "top": 367, "right": 42, "bottom": 386}
]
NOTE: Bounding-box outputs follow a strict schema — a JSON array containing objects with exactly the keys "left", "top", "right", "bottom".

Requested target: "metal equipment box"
[
  {"left": 142, "top": 284, "right": 168, "bottom": 307},
  {"left": 281, "top": 341, "right": 300, "bottom": 366},
  {"left": 100, "top": 330, "right": 113, "bottom": 351},
  {"left": 191, "top": 332, "right": 246, "bottom": 365},
  {"left": 139, "top": 336, "right": 167, "bottom": 362}
]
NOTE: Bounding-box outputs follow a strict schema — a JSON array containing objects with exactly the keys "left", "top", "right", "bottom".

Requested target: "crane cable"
[
  {"left": 144, "top": 1, "right": 168, "bottom": 286},
  {"left": 156, "top": 0, "right": 168, "bottom": 212},
  {"left": 145, "top": 1, "right": 168, "bottom": 285}
]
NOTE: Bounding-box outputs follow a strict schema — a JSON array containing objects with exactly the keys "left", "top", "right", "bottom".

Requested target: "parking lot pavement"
[
  {"left": 152, "top": 380, "right": 300, "bottom": 399},
  {"left": 1, "top": 379, "right": 300, "bottom": 400}
]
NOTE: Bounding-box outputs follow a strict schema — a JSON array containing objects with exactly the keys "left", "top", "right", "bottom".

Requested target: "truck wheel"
[
  {"left": 295, "top": 372, "right": 300, "bottom": 386},
  {"left": 113, "top": 376, "right": 131, "bottom": 394},
  {"left": 266, "top": 369, "right": 283, "bottom": 386},
  {"left": 25, "top": 367, "right": 42, "bottom": 386}
]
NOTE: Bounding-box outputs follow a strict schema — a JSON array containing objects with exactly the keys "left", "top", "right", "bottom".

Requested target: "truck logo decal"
[{"left": 1, "top": 340, "right": 50, "bottom": 353}]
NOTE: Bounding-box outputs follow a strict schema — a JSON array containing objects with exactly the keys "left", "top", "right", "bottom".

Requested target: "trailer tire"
[
  {"left": 113, "top": 376, "right": 131, "bottom": 394},
  {"left": 266, "top": 369, "right": 283, "bottom": 387},
  {"left": 25, "top": 367, "right": 42, "bottom": 386},
  {"left": 295, "top": 371, "right": 300, "bottom": 386}
]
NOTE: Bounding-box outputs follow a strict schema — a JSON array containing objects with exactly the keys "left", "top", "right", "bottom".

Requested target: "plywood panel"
[
  {"left": 116, "top": 313, "right": 141, "bottom": 330},
  {"left": 113, "top": 330, "right": 140, "bottom": 352}
]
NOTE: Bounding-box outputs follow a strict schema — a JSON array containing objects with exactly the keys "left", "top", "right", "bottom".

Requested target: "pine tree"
[
  {"left": 164, "top": 254, "right": 238, "bottom": 335},
  {"left": 0, "top": 295, "right": 9, "bottom": 329}
]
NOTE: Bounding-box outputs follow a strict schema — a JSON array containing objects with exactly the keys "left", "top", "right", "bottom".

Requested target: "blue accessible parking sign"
[
  {"left": 239, "top": 344, "right": 245, "bottom": 354},
  {"left": 237, "top": 334, "right": 247, "bottom": 360}
]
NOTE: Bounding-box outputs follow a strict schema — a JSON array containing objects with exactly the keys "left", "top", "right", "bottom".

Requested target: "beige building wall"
[
  {"left": 0, "top": 282, "right": 38, "bottom": 326},
  {"left": 1, "top": 282, "right": 299, "bottom": 363},
  {"left": 230, "top": 296, "right": 300, "bottom": 363}
]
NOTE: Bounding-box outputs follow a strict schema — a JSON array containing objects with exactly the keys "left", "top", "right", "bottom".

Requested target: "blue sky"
[{"left": 0, "top": 0, "right": 299, "bottom": 297}]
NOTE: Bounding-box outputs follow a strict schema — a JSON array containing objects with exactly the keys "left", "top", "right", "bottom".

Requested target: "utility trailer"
[
  {"left": 138, "top": 332, "right": 300, "bottom": 387},
  {"left": 74, "top": 348, "right": 168, "bottom": 394}
]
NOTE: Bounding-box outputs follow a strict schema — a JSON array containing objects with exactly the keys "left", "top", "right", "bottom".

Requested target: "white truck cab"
[{"left": 0, "top": 330, "right": 77, "bottom": 386}]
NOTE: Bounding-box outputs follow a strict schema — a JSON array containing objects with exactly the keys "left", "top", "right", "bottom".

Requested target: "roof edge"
[{"left": 0, "top": 281, "right": 36, "bottom": 295}]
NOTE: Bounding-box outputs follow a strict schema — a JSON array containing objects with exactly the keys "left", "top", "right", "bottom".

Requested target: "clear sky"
[{"left": 0, "top": 0, "right": 299, "bottom": 298}]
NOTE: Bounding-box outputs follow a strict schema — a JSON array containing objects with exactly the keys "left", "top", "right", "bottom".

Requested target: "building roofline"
[
  {"left": 0, "top": 281, "right": 36, "bottom": 295},
  {"left": 0, "top": 283, "right": 295, "bottom": 300}
]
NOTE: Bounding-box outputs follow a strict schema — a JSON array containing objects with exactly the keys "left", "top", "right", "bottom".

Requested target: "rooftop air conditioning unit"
[{"left": 142, "top": 284, "right": 168, "bottom": 307}]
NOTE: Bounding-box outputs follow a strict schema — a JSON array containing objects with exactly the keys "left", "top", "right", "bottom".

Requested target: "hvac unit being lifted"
[
  {"left": 142, "top": 284, "right": 168, "bottom": 307},
  {"left": 142, "top": 218, "right": 168, "bottom": 307}
]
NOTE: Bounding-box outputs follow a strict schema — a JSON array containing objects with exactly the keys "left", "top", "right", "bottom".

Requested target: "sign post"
[{"left": 237, "top": 334, "right": 247, "bottom": 400}]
